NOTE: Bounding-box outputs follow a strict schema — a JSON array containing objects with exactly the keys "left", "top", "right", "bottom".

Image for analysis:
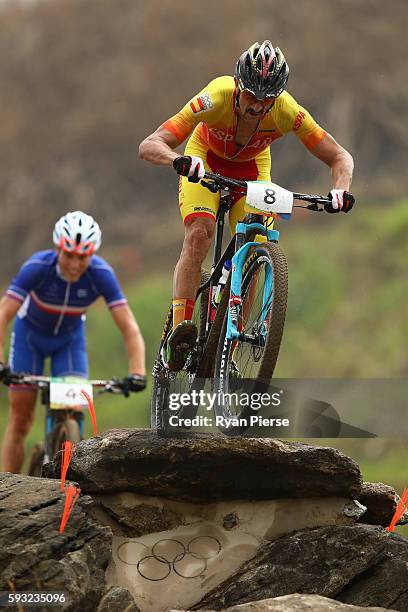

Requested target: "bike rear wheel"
[
  {"left": 213, "top": 242, "right": 288, "bottom": 435},
  {"left": 151, "top": 269, "right": 211, "bottom": 436}
]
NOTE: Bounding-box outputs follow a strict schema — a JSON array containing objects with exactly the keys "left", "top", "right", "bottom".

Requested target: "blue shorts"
[{"left": 9, "top": 316, "right": 89, "bottom": 378}]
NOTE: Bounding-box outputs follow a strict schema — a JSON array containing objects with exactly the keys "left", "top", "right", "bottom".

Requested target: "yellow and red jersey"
[{"left": 162, "top": 76, "right": 326, "bottom": 163}]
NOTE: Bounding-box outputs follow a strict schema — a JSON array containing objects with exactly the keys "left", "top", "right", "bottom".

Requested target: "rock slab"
[{"left": 44, "top": 429, "right": 362, "bottom": 502}]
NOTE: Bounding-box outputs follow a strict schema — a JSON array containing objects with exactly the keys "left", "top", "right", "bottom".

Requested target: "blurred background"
[{"left": 0, "top": 0, "right": 407, "bottom": 527}]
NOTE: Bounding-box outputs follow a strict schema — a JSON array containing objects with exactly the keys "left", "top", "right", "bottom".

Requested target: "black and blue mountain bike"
[
  {"left": 152, "top": 172, "right": 331, "bottom": 436},
  {"left": 4, "top": 373, "right": 129, "bottom": 476}
]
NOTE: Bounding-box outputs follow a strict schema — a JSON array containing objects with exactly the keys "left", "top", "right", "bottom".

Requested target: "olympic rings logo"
[{"left": 117, "top": 536, "right": 222, "bottom": 581}]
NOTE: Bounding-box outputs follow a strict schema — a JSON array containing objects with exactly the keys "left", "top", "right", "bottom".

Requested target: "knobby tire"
[{"left": 213, "top": 242, "right": 288, "bottom": 435}]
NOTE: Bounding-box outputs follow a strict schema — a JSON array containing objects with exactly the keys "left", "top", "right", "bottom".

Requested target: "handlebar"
[
  {"left": 5, "top": 373, "right": 127, "bottom": 395},
  {"left": 199, "top": 171, "right": 331, "bottom": 210}
]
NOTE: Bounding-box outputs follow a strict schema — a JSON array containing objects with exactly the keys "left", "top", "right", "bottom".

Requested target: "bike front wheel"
[{"left": 213, "top": 242, "right": 288, "bottom": 434}]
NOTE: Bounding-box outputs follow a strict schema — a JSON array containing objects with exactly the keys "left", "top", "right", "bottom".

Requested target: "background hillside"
[
  {"left": 0, "top": 0, "right": 406, "bottom": 531},
  {"left": 0, "top": 0, "right": 406, "bottom": 280}
]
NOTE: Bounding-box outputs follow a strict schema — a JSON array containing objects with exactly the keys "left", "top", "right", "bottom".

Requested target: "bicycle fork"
[{"left": 226, "top": 222, "right": 279, "bottom": 342}]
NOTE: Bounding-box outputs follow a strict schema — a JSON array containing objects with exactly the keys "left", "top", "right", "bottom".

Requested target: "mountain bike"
[
  {"left": 6, "top": 373, "right": 128, "bottom": 476},
  {"left": 152, "top": 172, "right": 331, "bottom": 436}
]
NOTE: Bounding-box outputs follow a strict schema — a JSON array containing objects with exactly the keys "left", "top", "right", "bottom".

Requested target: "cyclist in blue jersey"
[{"left": 0, "top": 211, "right": 146, "bottom": 473}]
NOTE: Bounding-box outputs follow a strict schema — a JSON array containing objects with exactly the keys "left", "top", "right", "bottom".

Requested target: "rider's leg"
[
  {"left": 2, "top": 318, "right": 44, "bottom": 473},
  {"left": 1, "top": 389, "right": 37, "bottom": 473},
  {"left": 175, "top": 146, "right": 219, "bottom": 329},
  {"left": 166, "top": 217, "right": 216, "bottom": 371},
  {"left": 168, "top": 151, "right": 219, "bottom": 370},
  {"left": 173, "top": 216, "right": 216, "bottom": 327}
]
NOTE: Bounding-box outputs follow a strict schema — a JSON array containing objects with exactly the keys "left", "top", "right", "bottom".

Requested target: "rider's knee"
[
  {"left": 9, "top": 414, "right": 33, "bottom": 438},
  {"left": 184, "top": 218, "right": 215, "bottom": 260}
]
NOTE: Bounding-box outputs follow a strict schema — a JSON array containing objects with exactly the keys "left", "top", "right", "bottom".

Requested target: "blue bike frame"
[{"left": 227, "top": 221, "right": 280, "bottom": 341}]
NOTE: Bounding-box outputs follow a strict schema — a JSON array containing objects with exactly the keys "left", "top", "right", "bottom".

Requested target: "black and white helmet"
[
  {"left": 235, "top": 40, "right": 289, "bottom": 100},
  {"left": 53, "top": 211, "right": 102, "bottom": 255}
]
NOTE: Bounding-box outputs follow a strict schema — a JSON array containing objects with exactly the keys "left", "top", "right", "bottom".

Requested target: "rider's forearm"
[
  {"left": 0, "top": 310, "right": 12, "bottom": 362},
  {"left": 0, "top": 319, "right": 8, "bottom": 362},
  {"left": 138, "top": 136, "right": 180, "bottom": 167},
  {"left": 123, "top": 325, "right": 146, "bottom": 376},
  {"left": 0, "top": 296, "right": 20, "bottom": 363},
  {"left": 331, "top": 150, "right": 354, "bottom": 191}
]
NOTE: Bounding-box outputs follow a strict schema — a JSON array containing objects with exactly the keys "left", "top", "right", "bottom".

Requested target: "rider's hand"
[
  {"left": 0, "top": 362, "right": 11, "bottom": 384},
  {"left": 122, "top": 374, "right": 147, "bottom": 397},
  {"left": 325, "top": 189, "right": 355, "bottom": 214},
  {"left": 173, "top": 156, "right": 205, "bottom": 182}
]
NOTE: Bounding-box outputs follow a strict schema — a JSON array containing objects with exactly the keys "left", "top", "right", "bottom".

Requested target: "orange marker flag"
[
  {"left": 60, "top": 440, "right": 75, "bottom": 492},
  {"left": 387, "top": 487, "right": 408, "bottom": 532},
  {"left": 59, "top": 485, "right": 81, "bottom": 534},
  {"left": 80, "top": 389, "right": 97, "bottom": 436}
]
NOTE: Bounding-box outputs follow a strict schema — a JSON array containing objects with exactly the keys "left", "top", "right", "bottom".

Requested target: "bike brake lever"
[
  {"left": 201, "top": 180, "right": 220, "bottom": 193},
  {"left": 5, "top": 374, "right": 23, "bottom": 385},
  {"left": 307, "top": 203, "right": 324, "bottom": 212},
  {"left": 110, "top": 378, "right": 128, "bottom": 395}
]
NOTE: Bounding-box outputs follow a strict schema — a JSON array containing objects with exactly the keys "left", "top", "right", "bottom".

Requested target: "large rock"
[
  {"left": 44, "top": 429, "right": 362, "bottom": 502},
  {"left": 193, "top": 525, "right": 408, "bottom": 611},
  {"left": 172, "top": 593, "right": 392, "bottom": 610},
  {"left": 358, "top": 482, "right": 408, "bottom": 527},
  {"left": 0, "top": 472, "right": 112, "bottom": 612},
  {"left": 101, "top": 494, "right": 365, "bottom": 612}
]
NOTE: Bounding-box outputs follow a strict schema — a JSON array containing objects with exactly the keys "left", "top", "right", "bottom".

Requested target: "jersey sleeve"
[
  {"left": 274, "top": 92, "right": 327, "bottom": 150},
  {"left": 161, "top": 77, "right": 228, "bottom": 142},
  {"left": 292, "top": 104, "right": 327, "bottom": 150},
  {"left": 6, "top": 253, "right": 50, "bottom": 304},
  {"left": 90, "top": 260, "right": 128, "bottom": 310}
]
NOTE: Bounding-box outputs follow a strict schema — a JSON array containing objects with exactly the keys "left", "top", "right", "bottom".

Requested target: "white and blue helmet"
[{"left": 53, "top": 211, "right": 102, "bottom": 255}]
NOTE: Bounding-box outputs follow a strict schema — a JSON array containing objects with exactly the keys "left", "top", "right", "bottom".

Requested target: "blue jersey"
[{"left": 6, "top": 250, "right": 127, "bottom": 336}]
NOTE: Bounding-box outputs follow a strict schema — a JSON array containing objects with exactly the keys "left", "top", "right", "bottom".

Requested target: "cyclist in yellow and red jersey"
[{"left": 139, "top": 41, "right": 355, "bottom": 371}]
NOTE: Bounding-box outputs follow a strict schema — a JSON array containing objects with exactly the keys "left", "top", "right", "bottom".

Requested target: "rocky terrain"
[{"left": 1, "top": 431, "right": 407, "bottom": 611}]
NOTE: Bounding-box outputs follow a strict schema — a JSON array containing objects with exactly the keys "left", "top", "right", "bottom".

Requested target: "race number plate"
[
  {"left": 245, "top": 181, "right": 293, "bottom": 215},
  {"left": 49, "top": 377, "right": 93, "bottom": 410}
]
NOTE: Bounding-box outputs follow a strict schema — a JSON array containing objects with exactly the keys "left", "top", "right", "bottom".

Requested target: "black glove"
[
  {"left": 122, "top": 374, "right": 147, "bottom": 397},
  {"left": 324, "top": 190, "right": 355, "bottom": 214},
  {"left": 0, "top": 362, "right": 11, "bottom": 384},
  {"left": 172, "top": 155, "right": 205, "bottom": 182}
]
